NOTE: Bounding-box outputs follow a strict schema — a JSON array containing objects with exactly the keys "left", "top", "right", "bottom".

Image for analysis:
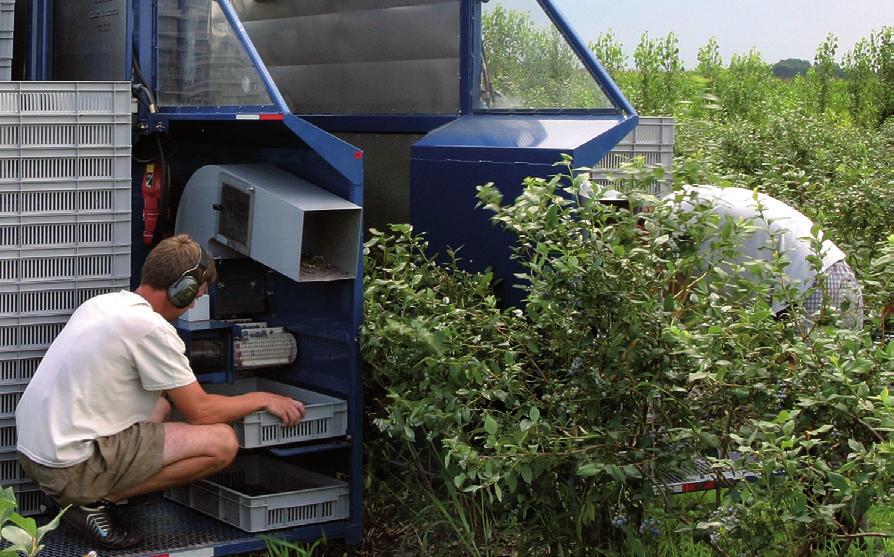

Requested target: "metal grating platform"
[
  {"left": 661, "top": 455, "right": 759, "bottom": 494},
  {"left": 15, "top": 495, "right": 264, "bottom": 557}
]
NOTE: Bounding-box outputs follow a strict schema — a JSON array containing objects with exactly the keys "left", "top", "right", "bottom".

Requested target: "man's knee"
[{"left": 209, "top": 424, "right": 239, "bottom": 465}]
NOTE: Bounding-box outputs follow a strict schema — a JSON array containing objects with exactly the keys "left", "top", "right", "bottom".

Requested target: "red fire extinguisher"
[{"left": 141, "top": 162, "right": 165, "bottom": 245}]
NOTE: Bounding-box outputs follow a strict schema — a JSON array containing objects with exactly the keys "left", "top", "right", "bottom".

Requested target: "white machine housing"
[{"left": 176, "top": 164, "right": 362, "bottom": 282}]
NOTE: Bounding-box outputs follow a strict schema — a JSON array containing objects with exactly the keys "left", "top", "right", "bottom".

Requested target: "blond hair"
[{"left": 140, "top": 234, "right": 217, "bottom": 289}]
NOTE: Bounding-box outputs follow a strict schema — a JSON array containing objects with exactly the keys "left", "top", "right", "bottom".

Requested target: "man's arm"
[{"left": 165, "top": 381, "right": 306, "bottom": 426}]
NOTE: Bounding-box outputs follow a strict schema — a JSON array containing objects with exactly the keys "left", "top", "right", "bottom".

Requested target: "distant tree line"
[{"left": 482, "top": 10, "right": 893, "bottom": 127}]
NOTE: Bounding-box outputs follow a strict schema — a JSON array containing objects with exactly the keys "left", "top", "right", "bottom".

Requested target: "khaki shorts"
[{"left": 18, "top": 421, "right": 165, "bottom": 506}]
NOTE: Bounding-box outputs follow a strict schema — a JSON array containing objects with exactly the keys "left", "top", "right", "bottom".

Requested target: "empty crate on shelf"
[
  {"left": 165, "top": 454, "right": 349, "bottom": 532},
  {"left": 203, "top": 378, "right": 348, "bottom": 448}
]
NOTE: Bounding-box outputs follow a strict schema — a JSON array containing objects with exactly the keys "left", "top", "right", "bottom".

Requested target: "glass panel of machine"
[
  {"left": 157, "top": 0, "right": 273, "bottom": 107},
  {"left": 231, "top": 0, "right": 462, "bottom": 115},
  {"left": 479, "top": 0, "right": 614, "bottom": 111}
]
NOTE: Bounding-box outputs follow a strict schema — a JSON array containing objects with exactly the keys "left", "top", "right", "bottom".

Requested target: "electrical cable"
[{"left": 131, "top": 50, "right": 159, "bottom": 113}]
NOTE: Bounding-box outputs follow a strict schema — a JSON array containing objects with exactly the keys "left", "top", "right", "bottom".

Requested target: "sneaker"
[{"left": 59, "top": 500, "right": 142, "bottom": 550}]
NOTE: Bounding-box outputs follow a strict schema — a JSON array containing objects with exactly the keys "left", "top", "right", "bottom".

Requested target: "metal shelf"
[
  {"left": 20, "top": 495, "right": 357, "bottom": 557},
  {"left": 269, "top": 440, "right": 353, "bottom": 458}
]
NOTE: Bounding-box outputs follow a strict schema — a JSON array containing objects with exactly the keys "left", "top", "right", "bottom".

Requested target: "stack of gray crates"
[
  {"left": 591, "top": 116, "right": 675, "bottom": 196},
  {"left": 0, "top": 82, "right": 132, "bottom": 514}
]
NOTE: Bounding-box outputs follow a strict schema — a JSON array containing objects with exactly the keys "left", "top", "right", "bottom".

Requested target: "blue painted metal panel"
[
  {"left": 410, "top": 157, "right": 551, "bottom": 306},
  {"left": 132, "top": 1, "right": 155, "bottom": 86},
  {"left": 410, "top": 112, "right": 638, "bottom": 307},
  {"left": 282, "top": 114, "right": 364, "bottom": 187},
  {"left": 27, "top": 0, "right": 52, "bottom": 79},
  {"left": 413, "top": 114, "right": 637, "bottom": 165}
]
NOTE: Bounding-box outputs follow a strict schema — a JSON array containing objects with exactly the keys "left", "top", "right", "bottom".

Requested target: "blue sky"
[{"left": 497, "top": 0, "right": 893, "bottom": 68}]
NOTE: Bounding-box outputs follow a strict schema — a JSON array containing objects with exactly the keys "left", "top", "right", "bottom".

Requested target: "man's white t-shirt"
[
  {"left": 16, "top": 291, "right": 197, "bottom": 467},
  {"left": 668, "top": 185, "right": 846, "bottom": 313}
]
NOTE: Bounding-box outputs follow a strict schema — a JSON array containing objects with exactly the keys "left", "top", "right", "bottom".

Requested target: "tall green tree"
[
  {"left": 872, "top": 26, "right": 894, "bottom": 122},
  {"left": 633, "top": 32, "right": 661, "bottom": 114},
  {"left": 715, "top": 48, "right": 773, "bottom": 120},
  {"left": 842, "top": 26, "right": 894, "bottom": 127},
  {"left": 658, "top": 32, "right": 685, "bottom": 109},
  {"left": 808, "top": 33, "right": 839, "bottom": 114},
  {"left": 633, "top": 32, "right": 682, "bottom": 114},
  {"left": 588, "top": 29, "right": 626, "bottom": 77},
  {"left": 696, "top": 36, "right": 723, "bottom": 81}
]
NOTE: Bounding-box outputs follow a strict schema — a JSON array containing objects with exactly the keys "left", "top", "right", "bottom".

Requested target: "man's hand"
[{"left": 261, "top": 392, "right": 306, "bottom": 426}]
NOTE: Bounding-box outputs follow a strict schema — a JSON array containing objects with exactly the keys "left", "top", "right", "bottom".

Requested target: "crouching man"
[
  {"left": 15, "top": 234, "right": 306, "bottom": 549},
  {"left": 668, "top": 185, "right": 864, "bottom": 330}
]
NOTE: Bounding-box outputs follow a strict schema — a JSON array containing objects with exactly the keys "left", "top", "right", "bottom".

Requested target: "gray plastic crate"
[
  {"left": 0, "top": 151, "right": 131, "bottom": 183},
  {"left": 0, "top": 382, "right": 24, "bottom": 418},
  {"left": 0, "top": 277, "right": 128, "bottom": 318},
  {"left": 594, "top": 144, "right": 674, "bottom": 172},
  {"left": 592, "top": 117, "right": 675, "bottom": 196},
  {"left": 0, "top": 30, "right": 10, "bottom": 66},
  {"left": 165, "top": 455, "right": 349, "bottom": 532},
  {"left": 0, "top": 349, "right": 44, "bottom": 384},
  {"left": 0, "top": 452, "right": 27, "bottom": 485},
  {"left": 0, "top": 314, "right": 69, "bottom": 353},
  {"left": 203, "top": 378, "right": 348, "bottom": 448},
  {"left": 587, "top": 176, "right": 669, "bottom": 197},
  {"left": 0, "top": 117, "right": 131, "bottom": 150},
  {"left": 0, "top": 180, "right": 131, "bottom": 216},
  {"left": 11, "top": 483, "right": 42, "bottom": 517},
  {"left": 0, "top": 82, "right": 131, "bottom": 116},
  {"left": 0, "top": 417, "right": 15, "bottom": 451},
  {"left": 615, "top": 116, "right": 675, "bottom": 147},
  {"left": 0, "top": 213, "right": 130, "bottom": 251},
  {"left": 0, "top": 245, "right": 130, "bottom": 283}
]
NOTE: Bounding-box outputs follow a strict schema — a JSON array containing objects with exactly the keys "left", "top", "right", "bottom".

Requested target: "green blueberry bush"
[
  {"left": 358, "top": 15, "right": 894, "bottom": 556},
  {"left": 361, "top": 164, "right": 894, "bottom": 555}
]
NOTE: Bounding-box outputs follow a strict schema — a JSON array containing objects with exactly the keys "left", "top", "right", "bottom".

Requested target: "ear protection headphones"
[{"left": 167, "top": 246, "right": 212, "bottom": 309}]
